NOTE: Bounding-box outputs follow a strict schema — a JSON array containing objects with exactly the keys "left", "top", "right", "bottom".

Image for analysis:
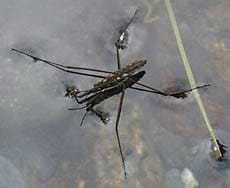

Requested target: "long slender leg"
[
  {"left": 115, "top": 91, "right": 126, "bottom": 178},
  {"left": 79, "top": 111, "right": 88, "bottom": 127},
  {"left": 12, "top": 48, "right": 111, "bottom": 73},
  {"left": 43, "top": 64, "right": 105, "bottom": 78},
  {"left": 12, "top": 48, "right": 106, "bottom": 78},
  {"left": 115, "top": 45, "right": 127, "bottom": 178},
  {"left": 116, "top": 46, "right": 121, "bottom": 69},
  {"left": 135, "top": 82, "right": 166, "bottom": 95},
  {"left": 167, "top": 84, "right": 211, "bottom": 96},
  {"left": 131, "top": 84, "right": 211, "bottom": 98},
  {"left": 124, "top": 9, "right": 138, "bottom": 30},
  {"left": 130, "top": 86, "right": 165, "bottom": 95},
  {"left": 68, "top": 106, "right": 87, "bottom": 110}
]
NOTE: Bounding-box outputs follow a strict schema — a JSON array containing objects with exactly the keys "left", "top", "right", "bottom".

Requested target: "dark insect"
[
  {"left": 11, "top": 10, "right": 211, "bottom": 179},
  {"left": 11, "top": 47, "right": 210, "bottom": 178}
]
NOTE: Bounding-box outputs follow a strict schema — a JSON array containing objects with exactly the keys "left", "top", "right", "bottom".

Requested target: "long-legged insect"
[
  {"left": 11, "top": 9, "right": 213, "bottom": 179},
  {"left": 11, "top": 47, "right": 211, "bottom": 178}
]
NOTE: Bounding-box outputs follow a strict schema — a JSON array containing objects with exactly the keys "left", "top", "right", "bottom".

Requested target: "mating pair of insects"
[{"left": 11, "top": 9, "right": 211, "bottom": 179}]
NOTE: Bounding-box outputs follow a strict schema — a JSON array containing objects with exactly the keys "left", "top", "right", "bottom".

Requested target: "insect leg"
[
  {"left": 130, "top": 86, "right": 165, "bottom": 95},
  {"left": 125, "top": 9, "right": 138, "bottom": 30},
  {"left": 68, "top": 105, "right": 87, "bottom": 110},
  {"left": 79, "top": 111, "right": 89, "bottom": 127},
  {"left": 167, "top": 84, "right": 211, "bottom": 97},
  {"left": 77, "top": 87, "right": 102, "bottom": 98},
  {"left": 11, "top": 48, "right": 111, "bottom": 73},
  {"left": 67, "top": 106, "right": 89, "bottom": 126},
  {"left": 115, "top": 91, "right": 127, "bottom": 179},
  {"left": 135, "top": 82, "right": 167, "bottom": 96},
  {"left": 116, "top": 45, "right": 121, "bottom": 69},
  {"left": 132, "top": 82, "right": 211, "bottom": 98},
  {"left": 114, "top": 40, "right": 127, "bottom": 178},
  {"left": 11, "top": 48, "right": 107, "bottom": 78}
]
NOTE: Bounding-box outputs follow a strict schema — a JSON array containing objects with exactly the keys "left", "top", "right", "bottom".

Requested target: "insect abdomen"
[{"left": 87, "top": 71, "right": 145, "bottom": 109}]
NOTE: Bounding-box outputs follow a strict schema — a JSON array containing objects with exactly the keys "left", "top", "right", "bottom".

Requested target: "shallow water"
[{"left": 0, "top": 0, "right": 230, "bottom": 187}]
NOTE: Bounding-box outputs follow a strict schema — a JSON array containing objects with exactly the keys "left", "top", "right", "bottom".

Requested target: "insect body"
[
  {"left": 94, "top": 60, "right": 146, "bottom": 88},
  {"left": 77, "top": 60, "right": 147, "bottom": 98},
  {"left": 74, "top": 71, "right": 145, "bottom": 109},
  {"left": 70, "top": 71, "right": 145, "bottom": 125}
]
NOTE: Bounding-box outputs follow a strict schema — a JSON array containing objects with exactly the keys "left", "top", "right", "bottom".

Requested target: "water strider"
[
  {"left": 11, "top": 9, "right": 215, "bottom": 179},
  {"left": 10, "top": 46, "right": 211, "bottom": 179}
]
